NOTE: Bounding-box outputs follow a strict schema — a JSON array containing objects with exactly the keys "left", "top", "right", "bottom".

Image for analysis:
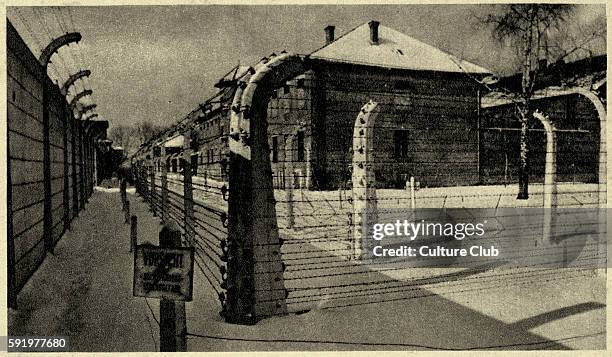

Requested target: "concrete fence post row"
[{"left": 7, "top": 22, "right": 103, "bottom": 308}]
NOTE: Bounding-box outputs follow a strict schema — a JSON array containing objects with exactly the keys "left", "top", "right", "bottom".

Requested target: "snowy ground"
[{"left": 7, "top": 187, "right": 606, "bottom": 351}]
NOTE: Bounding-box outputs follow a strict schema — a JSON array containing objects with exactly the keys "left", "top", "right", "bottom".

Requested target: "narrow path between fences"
[
  {"left": 8, "top": 187, "right": 159, "bottom": 351},
  {"left": 8, "top": 185, "right": 606, "bottom": 351}
]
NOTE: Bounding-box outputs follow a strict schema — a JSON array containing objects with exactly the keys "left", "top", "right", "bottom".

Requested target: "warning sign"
[{"left": 133, "top": 245, "right": 195, "bottom": 301}]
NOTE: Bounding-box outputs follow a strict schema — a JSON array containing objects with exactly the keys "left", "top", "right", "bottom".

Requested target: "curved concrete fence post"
[
  {"left": 569, "top": 88, "right": 607, "bottom": 273},
  {"left": 225, "top": 53, "right": 308, "bottom": 324},
  {"left": 61, "top": 69, "right": 91, "bottom": 96},
  {"left": 567, "top": 88, "right": 607, "bottom": 207},
  {"left": 352, "top": 101, "right": 381, "bottom": 260},
  {"left": 533, "top": 110, "right": 557, "bottom": 246},
  {"left": 39, "top": 32, "right": 82, "bottom": 67},
  {"left": 565, "top": 88, "right": 606, "bottom": 273}
]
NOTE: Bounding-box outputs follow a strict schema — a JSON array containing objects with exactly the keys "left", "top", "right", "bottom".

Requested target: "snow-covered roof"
[
  {"left": 310, "top": 23, "right": 491, "bottom": 75},
  {"left": 481, "top": 87, "right": 590, "bottom": 108},
  {"left": 163, "top": 135, "right": 184, "bottom": 148}
]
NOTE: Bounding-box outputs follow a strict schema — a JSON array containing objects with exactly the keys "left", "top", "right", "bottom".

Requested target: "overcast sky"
[{"left": 7, "top": 4, "right": 606, "bottom": 129}]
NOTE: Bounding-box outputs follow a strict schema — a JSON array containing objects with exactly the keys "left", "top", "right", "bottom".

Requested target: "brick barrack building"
[{"left": 137, "top": 20, "right": 602, "bottom": 190}]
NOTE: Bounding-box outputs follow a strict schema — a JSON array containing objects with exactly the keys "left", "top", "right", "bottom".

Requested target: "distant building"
[{"left": 481, "top": 55, "right": 605, "bottom": 184}]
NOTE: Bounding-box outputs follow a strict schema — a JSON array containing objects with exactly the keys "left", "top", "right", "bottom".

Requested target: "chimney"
[
  {"left": 324, "top": 25, "right": 335, "bottom": 45},
  {"left": 369, "top": 20, "right": 380, "bottom": 45}
]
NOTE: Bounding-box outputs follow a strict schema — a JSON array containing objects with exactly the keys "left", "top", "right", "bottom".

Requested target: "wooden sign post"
[{"left": 133, "top": 223, "right": 193, "bottom": 351}]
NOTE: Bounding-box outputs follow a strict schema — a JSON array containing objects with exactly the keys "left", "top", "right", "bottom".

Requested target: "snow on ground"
[
  {"left": 8, "top": 188, "right": 158, "bottom": 351},
  {"left": 9, "top": 186, "right": 604, "bottom": 351}
]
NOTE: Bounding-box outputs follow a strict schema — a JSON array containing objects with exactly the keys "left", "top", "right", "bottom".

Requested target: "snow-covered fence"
[
  {"left": 128, "top": 47, "right": 607, "bottom": 323},
  {"left": 351, "top": 100, "right": 380, "bottom": 259}
]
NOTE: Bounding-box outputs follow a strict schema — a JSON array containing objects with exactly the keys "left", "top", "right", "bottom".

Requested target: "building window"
[
  {"left": 272, "top": 136, "right": 279, "bottom": 163},
  {"left": 394, "top": 130, "right": 409, "bottom": 158},
  {"left": 297, "top": 131, "right": 305, "bottom": 162},
  {"left": 297, "top": 78, "right": 305, "bottom": 88}
]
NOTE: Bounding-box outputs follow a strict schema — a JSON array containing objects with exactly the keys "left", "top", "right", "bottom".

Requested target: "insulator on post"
[
  {"left": 241, "top": 106, "right": 252, "bottom": 119},
  {"left": 220, "top": 185, "right": 228, "bottom": 198}
]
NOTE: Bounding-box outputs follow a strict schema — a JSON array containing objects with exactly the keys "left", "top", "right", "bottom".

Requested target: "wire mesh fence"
[{"left": 131, "top": 54, "right": 606, "bottom": 323}]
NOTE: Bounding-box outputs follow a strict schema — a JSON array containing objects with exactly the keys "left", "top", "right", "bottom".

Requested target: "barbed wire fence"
[{"left": 131, "top": 53, "right": 606, "bottom": 327}]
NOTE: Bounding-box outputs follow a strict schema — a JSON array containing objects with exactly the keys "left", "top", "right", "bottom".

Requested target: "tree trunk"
[{"left": 517, "top": 106, "right": 529, "bottom": 199}]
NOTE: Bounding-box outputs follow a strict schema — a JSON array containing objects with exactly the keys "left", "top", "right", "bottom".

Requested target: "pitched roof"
[
  {"left": 310, "top": 23, "right": 491, "bottom": 75},
  {"left": 496, "top": 55, "right": 606, "bottom": 93}
]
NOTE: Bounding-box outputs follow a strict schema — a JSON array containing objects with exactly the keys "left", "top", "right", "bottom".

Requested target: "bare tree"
[
  {"left": 109, "top": 121, "right": 169, "bottom": 158},
  {"left": 108, "top": 124, "right": 137, "bottom": 157},
  {"left": 135, "top": 121, "right": 167, "bottom": 144},
  {"left": 482, "top": 4, "right": 604, "bottom": 199}
]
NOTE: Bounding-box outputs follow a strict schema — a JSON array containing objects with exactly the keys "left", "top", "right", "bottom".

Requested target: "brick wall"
[
  {"left": 7, "top": 21, "right": 101, "bottom": 305},
  {"left": 481, "top": 94, "right": 600, "bottom": 184},
  {"left": 313, "top": 64, "right": 481, "bottom": 189}
]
